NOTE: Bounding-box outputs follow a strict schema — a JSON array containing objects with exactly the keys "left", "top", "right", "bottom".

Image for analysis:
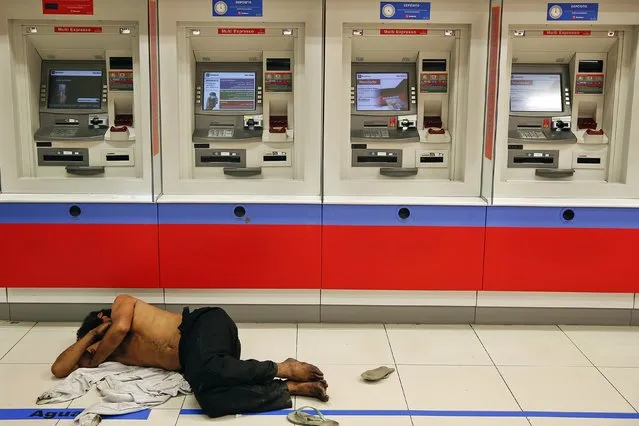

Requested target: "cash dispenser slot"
[
  {"left": 352, "top": 148, "right": 417, "bottom": 175},
  {"left": 514, "top": 157, "right": 554, "bottom": 164},
  {"left": 203, "top": 156, "right": 242, "bottom": 163},
  {"left": 195, "top": 148, "right": 246, "bottom": 167},
  {"left": 38, "top": 148, "right": 89, "bottom": 166},
  {"left": 352, "top": 149, "right": 403, "bottom": 167},
  {"left": 508, "top": 150, "right": 559, "bottom": 168},
  {"left": 195, "top": 148, "right": 263, "bottom": 176}
]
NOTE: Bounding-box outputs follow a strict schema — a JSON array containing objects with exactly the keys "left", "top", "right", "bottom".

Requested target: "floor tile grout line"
[
  {"left": 175, "top": 392, "right": 187, "bottom": 426},
  {"left": 383, "top": 323, "right": 415, "bottom": 426},
  {"left": 470, "top": 324, "right": 533, "bottom": 426},
  {"left": 558, "top": 325, "right": 639, "bottom": 414},
  {"left": 0, "top": 322, "right": 37, "bottom": 362}
]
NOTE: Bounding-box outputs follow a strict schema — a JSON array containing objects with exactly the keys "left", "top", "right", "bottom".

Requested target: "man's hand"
[
  {"left": 93, "top": 322, "right": 112, "bottom": 340},
  {"left": 87, "top": 295, "right": 136, "bottom": 368},
  {"left": 51, "top": 321, "right": 111, "bottom": 378}
]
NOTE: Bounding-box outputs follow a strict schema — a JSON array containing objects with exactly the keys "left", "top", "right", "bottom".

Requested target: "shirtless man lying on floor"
[{"left": 51, "top": 295, "right": 328, "bottom": 418}]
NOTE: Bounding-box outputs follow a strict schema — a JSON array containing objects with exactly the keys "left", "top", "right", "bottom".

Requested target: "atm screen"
[
  {"left": 510, "top": 73, "right": 563, "bottom": 113},
  {"left": 47, "top": 70, "right": 103, "bottom": 109},
  {"left": 202, "top": 72, "right": 256, "bottom": 111},
  {"left": 356, "top": 72, "right": 409, "bottom": 111}
]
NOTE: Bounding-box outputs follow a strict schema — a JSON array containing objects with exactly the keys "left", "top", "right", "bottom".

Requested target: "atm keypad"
[
  {"left": 517, "top": 129, "right": 546, "bottom": 140},
  {"left": 208, "top": 128, "right": 234, "bottom": 138},
  {"left": 363, "top": 129, "right": 390, "bottom": 138},
  {"left": 51, "top": 128, "right": 79, "bottom": 138}
]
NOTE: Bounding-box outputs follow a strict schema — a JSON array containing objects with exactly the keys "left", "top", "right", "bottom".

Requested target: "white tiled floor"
[{"left": 1, "top": 321, "right": 639, "bottom": 425}]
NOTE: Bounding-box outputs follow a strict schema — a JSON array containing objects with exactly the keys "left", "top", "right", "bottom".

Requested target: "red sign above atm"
[
  {"left": 543, "top": 30, "right": 592, "bottom": 36},
  {"left": 42, "top": 0, "right": 94, "bottom": 15},
  {"left": 379, "top": 29, "right": 428, "bottom": 35},
  {"left": 218, "top": 28, "right": 266, "bottom": 35}
]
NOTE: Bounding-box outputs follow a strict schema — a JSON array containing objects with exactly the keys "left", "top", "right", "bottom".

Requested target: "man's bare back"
[{"left": 108, "top": 301, "right": 182, "bottom": 371}]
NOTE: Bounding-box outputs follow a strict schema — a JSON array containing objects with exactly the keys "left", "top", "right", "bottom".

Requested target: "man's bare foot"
[
  {"left": 287, "top": 380, "right": 329, "bottom": 402},
  {"left": 277, "top": 358, "right": 324, "bottom": 382}
]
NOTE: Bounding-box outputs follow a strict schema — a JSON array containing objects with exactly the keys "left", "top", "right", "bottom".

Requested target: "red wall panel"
[
  {"left": 0, "top": 224, "right": 160, "bottom": 288},
  {"left": 159, "top": 224, "right": 321, "bottom": 289},
  {"left": 484, "top": 227, "right": 639, "bottom": 292},
  {"left": 322, "top": 225, "right": 485, "bottom": 290}
]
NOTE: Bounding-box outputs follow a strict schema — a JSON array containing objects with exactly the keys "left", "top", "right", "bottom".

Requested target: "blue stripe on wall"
[
  {"left": 486, "top": 206, "right": 639, "bottom": 229},
  {"left": 2, "top": 203, "right": 637, "bottom": 229},
  {"left": 158, "top": 203, "right": 322, "bottom": 225},
  {"left": 0, "top": 203, "right": 157, "bottom": 225},
  {"left": 322, "top": 205, "right": 486, "bottom": 227}
]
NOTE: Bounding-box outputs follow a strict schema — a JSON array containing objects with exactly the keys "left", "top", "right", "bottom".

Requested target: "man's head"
[{"left": 76, "top": 309, "right": 112, "bottom": 341}]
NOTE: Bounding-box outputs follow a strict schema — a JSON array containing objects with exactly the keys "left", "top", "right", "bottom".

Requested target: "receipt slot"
[
  {"left": 0, "top": 1, "right": 153, "bottom": 195},
  {"left": 493, "top": 0, "right": 639, "bottom": 201},
  {"left": 323, "top": 0, "right": 489, "bottom": 199},
  {"left": 159, "top": 0, "right": 323, "bottom": 198}
]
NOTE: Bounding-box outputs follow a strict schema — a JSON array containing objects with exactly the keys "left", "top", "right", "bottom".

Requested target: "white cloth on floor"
[{"left": 36, "top": 361, "right": 191, "bottom": 426}]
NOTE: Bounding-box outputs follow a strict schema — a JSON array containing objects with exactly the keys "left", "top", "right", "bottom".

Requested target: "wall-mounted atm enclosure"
[
  {"left": 0, "top": 0, "right": 154, "bottom": 197},
  {"left": 159, "top": 0, "right": 323, "bottom": 201},
  {"left": 493, "top": 0, "right": 639, "bottom": 203},
  {"left": 323, "top": 0, "right": 489, "bottom": 202}
]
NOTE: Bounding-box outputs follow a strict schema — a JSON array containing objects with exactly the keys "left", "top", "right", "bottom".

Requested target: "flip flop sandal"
[
  {"left": 287, "top": 406, "right": 339, "bottom": 426},
  {"left": 361, "top": 366, "right": 395, "bottom": 381}
]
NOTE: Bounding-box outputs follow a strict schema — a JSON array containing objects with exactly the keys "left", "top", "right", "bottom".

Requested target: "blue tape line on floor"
[
  {"left": 3, "top": 408, "right": 639, "bottom": 420},
  {"left": 0, "top": 409, "right": 150, "bottom": 420},
  {"left": 180, "top": 408, "right": 639, "bottom": 419}
]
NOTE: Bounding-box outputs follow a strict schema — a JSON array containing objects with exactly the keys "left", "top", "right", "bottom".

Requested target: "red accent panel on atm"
[
  {"left": 159, "top": 225, "right": 321, "bottom": 289},
  {"left": 0, "top": 224, "right": 159, "bottom": 288},
  {"left": 484, "top": 227, "right": 639, "bottom": 292},
  {"left": 322, "top": 225, "right": 485, "bottom": 290}
]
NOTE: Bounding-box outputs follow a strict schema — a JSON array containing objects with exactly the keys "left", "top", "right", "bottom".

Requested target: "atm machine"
[
  {"left": 0, "top": 0, "right": 159, "bottom": 293},
  {"left": 321, "top": 0, "right": 490, "bottom": 309},
  {"left": 323, "top": 0, "right": 490, "bottom": 201},
  {"left": 160, "top": 1, "right": 322, "bottom": 197},
  {"left": 157, "top": 0, "right": 323, "bottom": 306},
  {"left": 0, "top": 17, "right": 151, "bottom": 194},
  {"left": 495, "top": 23, "right": 637, "bottom": 199},
  {"left": 484, "top": 0, "right": 639, "bottom": 296}
]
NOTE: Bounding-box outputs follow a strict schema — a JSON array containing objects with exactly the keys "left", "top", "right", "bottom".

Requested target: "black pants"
[{"left": 178, "top": 307, "right": 292, "bottom": 418}]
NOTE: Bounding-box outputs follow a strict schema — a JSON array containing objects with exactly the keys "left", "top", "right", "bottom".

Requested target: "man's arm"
[
  {"left": 87, "top": 295, "right": 137, "bottom": 367},
  {"left": 51, "top": 322, "right": 110, "bottom": 378}
]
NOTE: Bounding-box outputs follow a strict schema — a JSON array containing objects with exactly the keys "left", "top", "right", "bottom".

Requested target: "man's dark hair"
[{"left": 76, "top": 309, "right": 112, "bottom": 341}]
